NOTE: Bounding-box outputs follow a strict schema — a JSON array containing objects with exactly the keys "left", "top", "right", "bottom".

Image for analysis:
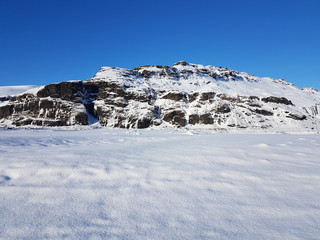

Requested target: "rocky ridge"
[{"left": 1, "top": 61, "right": 320, "bottom": 131}]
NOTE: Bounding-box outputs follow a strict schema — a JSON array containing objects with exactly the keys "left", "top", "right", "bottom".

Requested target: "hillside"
[{"left": 1, "top": 62, "right": 319, "bottom": 131}]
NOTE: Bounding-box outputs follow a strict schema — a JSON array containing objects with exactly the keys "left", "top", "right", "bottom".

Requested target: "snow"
[
  {"left": 0, "top": 129, "right": 319, "bottom": 239},
  {"left": 0, "top": 85, "right": 38, "bottom": 97}
]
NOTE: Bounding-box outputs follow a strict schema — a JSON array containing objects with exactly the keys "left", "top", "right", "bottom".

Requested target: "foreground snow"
[{"left": 0, "top": 129, "right": 319, "bottom": 240}]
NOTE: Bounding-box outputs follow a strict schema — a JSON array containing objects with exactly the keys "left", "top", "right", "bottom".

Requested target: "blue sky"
[{"left": 0, "top": 0, "right": 319, "bottom": 89}]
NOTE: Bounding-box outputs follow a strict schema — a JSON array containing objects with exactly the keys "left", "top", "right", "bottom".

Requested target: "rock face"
[{"left": 1, "top": 62, "right": 320, "bottom": 130}]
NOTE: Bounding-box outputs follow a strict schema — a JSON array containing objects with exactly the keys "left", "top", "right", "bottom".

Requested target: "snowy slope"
[
  {"left": 92, "top": 62, "right": 320, "bottom": 108},
  {"left": 0, "top": 85, "right": 38, "bottom": 97},
  {"left": 89, "top": 62, "right": 320, "bottom": 130},
  {"left": 0, "top": 129, "right": 319, "bottom": 239}
]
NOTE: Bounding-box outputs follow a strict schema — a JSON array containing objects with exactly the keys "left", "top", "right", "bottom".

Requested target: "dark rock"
[
  {"left": 163, "top": 67, "right": 179, "bottom": 79},
  {"left": 173, "top": 61, "right": 188, "bottom": 66},
  {"left": 37, "top": 82, "right": 83, "bottom": 101},
  {"left": 90, "top": 81, "right": 124, "bottom": 100},
  {"left": 188, "top": 93, "right": 199, "bottom": 102},
  {"left": 188, "top": 114, "right": 200, "bottom": 124},
  {"left": 248, "top": 103, "right": 261, "bottom": 107},
  {"left": 0, "top": 105, "right": 14, "bottom": 118},
  {"left": 254, "top": 109, "right": 274, "bottom": 116},
  {"left": 104, "top": 98, "right": 128, "bottom": 108},
  {"left": 286, "top": 113, "right": 307, "bottom": 120},
  {"left": 163, "top": 110, "right": 186, "bottom": 127},
  {"left": 216, "top": 103, "right": 231, "bottom": 113},
  {"left": 43, "top": 120, "right": 67, "bottom": 127},
  {"left": 29, "top": 119, "right": 67, "bottom": 127},
  {"left": 45, "top": 110, "right": 57, "bottom": 119},
  {"left": 74, "top": 112, "right": 88, "bottom": 125},
  {"left": 133, "top": 65, "right": 170, "bottom": 71},
  {"left": 199, "top": 113, "right": 214, "bottom": 124},
  {"left": 14, "top": 118, "right": 32, "bottom": 127},
  {"left": 39, "top": 99, "right": 54, "bottom": 109},
  {"left": 249, "top": 96, "right": 259, "bottom": 100},
  {"left": 137, "top": 117, "right": 152, "bottom": 129},
  {"left": 141, "top": 70, "right": 153, "bottom": 78},
  {"left": 134, "top": 65, "right": 179, "bottom": 79},
  {"left": 217, "top": 94, "right": 241, "bottom": 103},
  {"left": 200, "top": 92, "right": 215, "bottom": 101},
  {"left": 261, "top": 96, "right": 293, "bottom": 105},
  {"left": 0, "top": 96, "right": 11, "bottom": 102},
  {"left": 10, "top": 93, "right": 35, "bottom": 102},
  {"left": 24, "top": 100, "right": 39, "bottom": 113},
  {"left": 179, "top": 70, "right": 195, "bottom": 78},
  {"left": 161, "top": 92, "right": 187, "bottom": 102}
]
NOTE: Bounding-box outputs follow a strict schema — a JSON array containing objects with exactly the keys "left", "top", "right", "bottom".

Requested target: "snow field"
[
  {"left": 0, "top": 86, "right": 37, "bottom": 97},
  {"left": 0, "top": 129, "right": 319, "bottom": 240}
]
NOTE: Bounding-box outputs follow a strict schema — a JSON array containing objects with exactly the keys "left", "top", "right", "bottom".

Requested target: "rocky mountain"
[{"left": 1, "top": 61, "right": 320, "bottom": 131}]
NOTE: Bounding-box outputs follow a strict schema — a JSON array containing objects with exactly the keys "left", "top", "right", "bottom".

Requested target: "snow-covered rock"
[{"left": 1, "top": 62, "right": 320, "bottom": 131}]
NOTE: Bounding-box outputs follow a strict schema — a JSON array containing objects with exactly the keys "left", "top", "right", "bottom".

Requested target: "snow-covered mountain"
[{"left": 1, "top": 61, "right": 320, "bottom": 131}]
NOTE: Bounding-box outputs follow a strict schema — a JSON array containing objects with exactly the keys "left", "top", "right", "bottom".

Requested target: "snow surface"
[
  {"left": 0, "top": 129, "right": 319, "bottom": 240},
  {"left": 0, "top": 86, "right": 38, "bottom": 97}
]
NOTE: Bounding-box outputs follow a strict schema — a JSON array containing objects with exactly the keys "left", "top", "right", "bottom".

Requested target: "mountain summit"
[{"left": 1, "top": 62, "right": 320, "bottom": 131}]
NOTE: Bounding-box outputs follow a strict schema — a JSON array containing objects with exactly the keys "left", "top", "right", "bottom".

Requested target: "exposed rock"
[
  {"left": 37, "top": 82, "right": 83, "bottom": 101},
  {"left": 74, "top": 112, "right": 88, "bottom": 125},
  {"left": 133, "top": 65, "right": 179, "bottom": 79},
  {"left": 133, "top": 65, "right": 170, "bottom": 71},
  {"left": 0, "top": 96, "right": 11, "bottom": 102},
  {"left": 0, "top": 105, "right": 14, "bottom": 118},
  {"left": 200, "top": 92, "right": 215, "bottom": 101},
  {"left": 216, "top": 103, "right": 231, "bottom": 113},
  {"left": 39, "top": 99, "right": 54, "bottom": 109},
  {"left": 188, "top": 92, "right": 199, "bottom": 102},
  {"left": 173, "top": 61, "right": 188, "bottom": 66},
  {"left": 161, "top": 92, "right": 187, "bottom": 102},
  {"left": 199, "top": 114, "right": 214, "bottom": 124},
  {"left": 286, "top": 113, "right": 307, "bottom": 120},
  {"left": 137, "top": 117, "right": 152, "bottom": 129},
  {"left": 163, "top": 110, "right": 186, "bottom": 127},
  {"left": 249, "top": 96, "right": 259, "bottom": 100},
  {"left": 188, "top": 114, "right": 200, "bottom": 124},
  {"left": 254, "top": 109, "right": 274, "bottom": 116},
  {"left": 14, "top": 118, "right": 33, "bottom": 126},
  {"left": 217, "top": 94, "right": 241, "bottom": 103},
  {"left": 248, "top": 103, "right": 261, "bottom": 108},
  {"left": 262, "top": 96, "right": 293, "bottom": 105}
]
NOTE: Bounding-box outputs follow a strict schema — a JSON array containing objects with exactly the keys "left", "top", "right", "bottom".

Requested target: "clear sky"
[{"left": 0, "top": 0, "right": 319, "bottom": 89}]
